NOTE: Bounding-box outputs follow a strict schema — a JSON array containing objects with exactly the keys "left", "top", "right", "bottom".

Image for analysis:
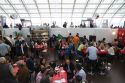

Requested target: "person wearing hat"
[{"left": 0, "top": 57, "right": 18, "bottom": 83}]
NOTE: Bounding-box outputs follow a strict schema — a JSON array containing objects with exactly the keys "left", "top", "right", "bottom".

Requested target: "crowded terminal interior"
[{"left": 0, "top": 0, "right": 125, "bottom": 83}]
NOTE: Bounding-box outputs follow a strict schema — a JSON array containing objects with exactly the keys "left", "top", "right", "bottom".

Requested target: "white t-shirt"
[
  {"left": 76, "top": 69, "right": 86, "bottom": 81},
  {"left": 86, "top": 46, "right": 98, "bottom": 60},
  {"left": 108, "top": 47, "right": 115, "bottom": 55}
]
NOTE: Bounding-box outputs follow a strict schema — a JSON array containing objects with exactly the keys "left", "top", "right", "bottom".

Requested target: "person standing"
[
  {"left": 0, "top": 40, "right": 10, "bottom": 57},
  {"left": 86, "top": 43, "right": 98, "bottom": 74}
]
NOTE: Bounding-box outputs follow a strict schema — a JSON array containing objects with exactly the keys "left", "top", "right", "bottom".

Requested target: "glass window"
[
  {"left": 39, "top": 9, "right": 50, "bottom": 13},
  {"left": 83, "top": 14, "right": 93, "bottom": 17},
  {"left": 103, "top": 14, "right": 114, "bottom": 18},
  {"left": 20, "top": 14, "right": 29, "bottom": 17},
  {"left": 41, "top": 14, "right": 50, "bottom": 17},
  {"left": 26, "top": 5, "right": 36, "bottom": 9},
  {"left": 51, "top": 13, "right": 61, "bottom": 17},
  {"left": 114, "top": 0, "right": 124, "bottom": 4},
  {"left": 62, "top": 9, "right": 72, "bottom": 13},
  {"left": 30, "top": 14, "right": 40, "bottom": 17},
  {"left": 28, "top": 9, "right": 38, "bottom": 13},
  {"left": 17, "top": 10, "right": 27, "bottom": 13},
  {"left": 99, "top": 4, "right": 110, "bottom": 8},
  {"left": 102, "top": 0, "right": 114, "bottom": 3},
  {"left": 76, "top": 0, "right": 87, "bottom": 3},
  {"left": 36, "top": 0, "right": 48, "bottom": 3},
  {"left": 74, "top": 4, "right": 85, "bottom": 8},
  {"left": 117, "top": 9, "right": 125, "bottom": 14},
  {"left": 51, "top": 9, "right": 61, "bottom": 13},
  {"left": 0, "top": 0, "right": 7, "bottom": 4},
  {"left": 107, "top": 9, "right": 117, "bottom": 14},
  {"left": 9, "top": 0, "right": 20, "bottom": 4},
  {"left": 89, "top": 0, "right": 101, "bottom": 4},
  {"left": 38, "top": 4, "right": 49, "bottom": 8},
  {"left": 110, "top": 5, "right": 121, "bottom": 8},
  {"left": 85, "top": 9, "right": 95, "bottom": 13},
  {"left": 1, "top": 5, "right": 12, "bottom": 9},
  {"left": 86, "top": 4, "right": 97, "bottom": 9},
  {"left": 62, "top": 4, "right": 73, "bottom": 8},
  {"left": 62, "top": 13, "right": 71, "bottom": 18},
  {"left": 50, "top": 4, "right": 61, "bottom": 8},
  {"left": 13, "top": 5, "right": 24, "bottom": 9},
  {"left": 50, "top": 0, "right": 61, "bottom": 3},
  {"left": 5, "top": 10, "right": 16, "bottom": 13},
  {"left": 96, "top": 9, "right": 106, "bottom": 13},
  {"left": 63, "top": 0, "right": 74, "bottom": 3},
  {"left": 72, "top": 13, "right": 82, "bottom": 17},
  {"left": 73, "top": 9, "right": 83, "bottom": 12},
  {"left": 23, "top": 0, "right": 34, "bottom": 4},
  {"left": 114, "top": 14, "right": 124, "bottom": 18}
]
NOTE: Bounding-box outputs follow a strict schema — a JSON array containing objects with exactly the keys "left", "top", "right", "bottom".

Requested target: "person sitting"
[
  {"left": 74, "top": 63, "right": 86, "bottom": 82},
  {"left": 63, "top": 58, "right": 75, "bottom": 81},
  {"left": 107, "top": 43, "right": 115, "bottom": 63}
]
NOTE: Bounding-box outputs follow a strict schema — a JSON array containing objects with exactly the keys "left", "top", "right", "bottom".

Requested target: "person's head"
[
  {"left": 102, "top": 38, "right": 106, "bottom": 42},
  {"left": 0, "top": 57, "right": 6, "bottom": 64},
  {"left": 76, "top": 33, "right": 79, "bottom": 37},
  {"left": 83, "top": 41, "right": 86, "bottom": 45},
  {"left": 40, "top": 65, "right": 46, "bottom": 73},
  {"left": 89, "top": 42, "right": 94, "bottom": 46},
  {"left": 76, "top": 63, "right": 82, "bottom": 71},
  {"left": 65, "top": 58, "right": 70, "bottom": 65},
  {"left": 69, "top": 33, "right": 72, "bottom": 36},
  {"left": 9, "top": 35, "right": 12, "bottom": 38},
  {"left": 108, "top": 43, "right": 112, "bottom": 47},
  {"left": 83, "top": 35, "right": 86, "bottom": 38}
]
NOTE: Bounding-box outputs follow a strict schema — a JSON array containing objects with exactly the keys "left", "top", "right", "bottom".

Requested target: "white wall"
[
  {"left": 3, "top": 28, "right": 118, "bottom": 43},
  {"left": 3, "top": 28, "right": 30, "bottom": 38},
  {"left": 49, "top": 28, "right": 118, "bottom": 43}
]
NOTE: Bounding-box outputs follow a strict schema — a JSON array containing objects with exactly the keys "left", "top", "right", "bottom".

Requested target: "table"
[{"left": 52, "top": 67, "right": 67, "bottom": 83}]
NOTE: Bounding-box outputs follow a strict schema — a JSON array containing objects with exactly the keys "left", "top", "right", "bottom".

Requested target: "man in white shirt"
[
  {"left": 86, "top": 43, "right": 98, "bottom": 74},
  {"left": 75, "top": 63, "right": 86, "bottom": 82}
]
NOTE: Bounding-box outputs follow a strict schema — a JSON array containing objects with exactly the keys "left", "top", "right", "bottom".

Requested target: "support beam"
[
  {"left": 82, "top": 0, "right": 90, "bottom": 17},
  {"left": 20, "top": 0, "right": 31, "bottom": 19},
  {"left": 6, "top": 0, "right": 21, "bottom": 18}
]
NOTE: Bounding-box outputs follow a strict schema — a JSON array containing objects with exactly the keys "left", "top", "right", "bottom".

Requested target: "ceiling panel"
[
  {"left": 8, "top": 0, "right": 21, "bottom": 4},
  {"left": 39, "top": 9, "right": 50, "bottom": 13},
  {"left": 26, "top": 5, "right": 36, "bottom": 9},
  {"left": 76, "top": 0, "right": 87, "bottom": 3},
  {"left": 51, "top": 9, "right": 61, "bottom": 13},
  {"left": 63, "top": 0, "right": 74, "bottom": 3},
  {"left": 36, "top": 0, "right": 48, "bottom": 3},
  {"left": 62, "top": 9, "right": 72, "bottom": 13},
  {"left": 38, "top": 4, "right": 49, "bottom": 8},
  {"left": 50, "top": 4, "right": 61, "bottom": 8},
  {"left": 17, "top": 10, "right": 27, "bottom": 13},
  {"left": 74, "top": 4, "right": 85, "bottom": 8},
  {"left": 62, "top": 4, "right": 73, "bottom": 8},
  {"left": 49, "top": 0, "right": 61, "bottom": 3},
  {"left": 23, "top": 0, "right": 34, "bottom": 4},
  {"left": 83, "top": 13, "right": 93, "bottom": 17},
  {"left": 62, "top": 13, "right": 71, "bottom": 18}
]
